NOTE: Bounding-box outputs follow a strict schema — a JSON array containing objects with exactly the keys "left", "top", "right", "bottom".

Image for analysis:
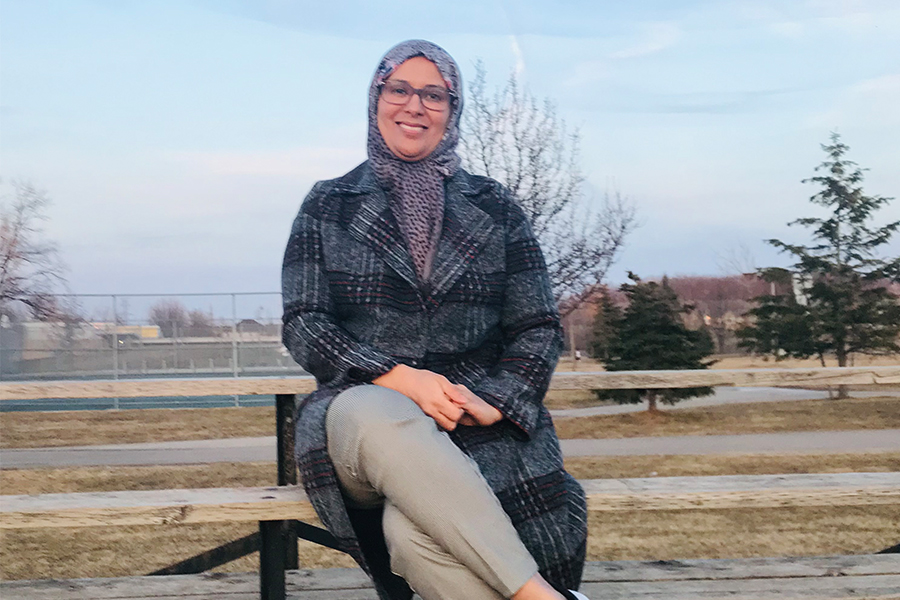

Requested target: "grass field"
[
  {"left": 2, "top": 452, "right": 899, "bottom": 580},
  {"left": 3, "top": 395, "right": 898, "bottom": 449},
  {"left": 553, "top": 395, "right": 900, "bottom": 439}
]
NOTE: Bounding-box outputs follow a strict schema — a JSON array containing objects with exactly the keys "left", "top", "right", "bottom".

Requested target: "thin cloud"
[
  {"left": 610, "top": 22, "right": 681, "bottom": 59},
  {"left": 509, "top": 34, "right": 526, "bottom": 77}
]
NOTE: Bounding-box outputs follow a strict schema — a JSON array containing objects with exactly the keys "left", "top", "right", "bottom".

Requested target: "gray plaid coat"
[{"left": 282, "top": 161, "right": 587, "bottom": 599}]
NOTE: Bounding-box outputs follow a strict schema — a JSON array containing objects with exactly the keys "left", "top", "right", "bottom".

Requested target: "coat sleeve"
[
  {"left": 470, "top": 191, "right": 564, "bottom": 438},
  {"left": 281, "top": 183, "right": 399, "bottom": 387}
]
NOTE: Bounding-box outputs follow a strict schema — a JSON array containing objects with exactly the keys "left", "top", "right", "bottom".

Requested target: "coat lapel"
[
  {"left": 334, "top": 163, "right": 497, "bottom": 300},
  {"left": 335, "top": 164, "right": 420, "bottom": 291},
  {"left": 428, "top": 171, "right": 497, "bottom": 300}
]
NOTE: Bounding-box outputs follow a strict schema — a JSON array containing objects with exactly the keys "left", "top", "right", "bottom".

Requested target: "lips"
[{"left": 397, "top": 122, "right": 427, "bottom": 134}]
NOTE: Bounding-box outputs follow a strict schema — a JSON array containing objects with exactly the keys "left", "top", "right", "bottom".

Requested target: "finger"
[
  {"left": 440, "top": 380, "right": 469, "bottom": 405},
  {"left": 439, "top": 403, "right": 464, "bottom": 425},
  {"left": 426, "top": 404, "right": 456, "bottom": 431}
]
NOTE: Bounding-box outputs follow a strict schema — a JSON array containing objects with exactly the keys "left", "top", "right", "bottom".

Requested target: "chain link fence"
[{"left": 0, "top": 293, "right": 305, "bottom": 384}]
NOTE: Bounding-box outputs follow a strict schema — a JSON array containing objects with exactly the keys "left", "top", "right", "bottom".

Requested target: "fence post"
[
  {"left": 231, "top": 294, "right": 239, "bottom": 406},
  {"left": 112, "top": 295, "right": 119, "bottom": 410}
]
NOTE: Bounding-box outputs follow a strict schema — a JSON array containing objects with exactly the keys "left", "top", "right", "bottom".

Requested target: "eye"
[
  {"left": 387, "top": 83, "right": 409, "bottom": 96},
  {"left": 423, "top": 87, "right": 449, "bottom": 104}
]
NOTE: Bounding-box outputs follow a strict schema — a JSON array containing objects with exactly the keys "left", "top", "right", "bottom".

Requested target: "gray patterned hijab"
[{"left": 367, "top": 40, "right": 463, "bottom": 282}]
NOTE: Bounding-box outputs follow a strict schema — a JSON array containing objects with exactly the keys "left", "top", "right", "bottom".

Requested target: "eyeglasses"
[{"left": 379, "top": 80, "right": 452, "bottom": 111}]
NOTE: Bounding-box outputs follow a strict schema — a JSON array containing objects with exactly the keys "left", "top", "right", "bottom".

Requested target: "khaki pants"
[{"left": 326, "top": 385, "right": 539, "bottom": 600}]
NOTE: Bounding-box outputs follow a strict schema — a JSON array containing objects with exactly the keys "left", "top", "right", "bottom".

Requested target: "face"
[{"left": 377, "top": 56, "right": 451, "bottom": 162}]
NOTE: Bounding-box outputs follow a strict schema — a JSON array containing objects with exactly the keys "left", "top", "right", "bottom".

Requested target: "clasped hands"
[{"left": 373, "top": 364, "right": 503, "bottom": 431}]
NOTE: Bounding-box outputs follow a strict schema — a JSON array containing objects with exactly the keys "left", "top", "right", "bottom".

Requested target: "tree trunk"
[
  {"left": 647, "top": 392, "right": 659, "bottom": 413},
  {"left": 836, "top": 348, "right": 850, "bottom": 399}
]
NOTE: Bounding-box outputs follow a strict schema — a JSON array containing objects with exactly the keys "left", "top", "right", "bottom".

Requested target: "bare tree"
[
  {"left": 716, "top": 241, "right": 758, "bottom": 276},
  {"left": 0, "top": 180, "right": 67, "bottom": 319},
  {"left": 186, "top": 309, "right": 216, "bottom": 337},
  {"left": 148, "top": 300, "right": 189, "bottom": 338},
  {"left": 460, "top": 61, "right": 636, "bottom": 315}
]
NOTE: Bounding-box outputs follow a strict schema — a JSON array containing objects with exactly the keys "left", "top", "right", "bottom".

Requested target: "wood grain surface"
[
  {"left": 2, "top": 555, "right": 899, "bottom": 599},
  {"left": 3, "top": 366, "right": 898, "bottom": 401},
  {"left": 4, "top": 473, "right": 898, "bottom": 529}
]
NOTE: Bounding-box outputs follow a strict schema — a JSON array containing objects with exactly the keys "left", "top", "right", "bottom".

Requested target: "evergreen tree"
[
  {"left": 589, "top": 288, "right": 621, "bottom": 361},
  {"left": 738, "top": 133, "right": 900, "bottom": 396},
  {"left": 596, "top": 273, "right": 715, "bottom": 412}
]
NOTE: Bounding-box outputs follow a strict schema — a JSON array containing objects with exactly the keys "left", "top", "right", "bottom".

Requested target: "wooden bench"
[
  {"left": 3, "top": 555, "right": 900, "bottom": 599},
  {"left": 3, "top": 473, "right": 900, "bottom": 599},
  {"left": 3, "top": 366, "right": 900, "bottom": 599},
  {"left": 4, "top": 473, "right": 900, "bottom": 530}
]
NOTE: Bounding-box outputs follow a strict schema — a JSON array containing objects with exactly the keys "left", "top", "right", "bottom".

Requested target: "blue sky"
[{"left": 2, "top": 0, "right": 899, "bottom": 297}]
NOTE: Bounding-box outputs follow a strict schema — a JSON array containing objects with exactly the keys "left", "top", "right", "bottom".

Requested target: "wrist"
[{"left": 373, "top": 364, "right": 415, "bottom": 394}]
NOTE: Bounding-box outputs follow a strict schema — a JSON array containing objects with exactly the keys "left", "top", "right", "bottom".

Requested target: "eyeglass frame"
[{"left": 377, "top": 79, "right": 456, "bottom": 111}]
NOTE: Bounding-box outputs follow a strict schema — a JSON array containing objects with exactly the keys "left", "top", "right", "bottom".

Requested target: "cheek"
[
  {"left": 431, "top": 112, "right": 450, "bottom": 142},
  {"left": 376, "top": 100, "right": 395, "bottom": 138}
]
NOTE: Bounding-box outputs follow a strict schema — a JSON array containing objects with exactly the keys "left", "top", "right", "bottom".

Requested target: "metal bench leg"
[
  {"left": 259, "top": 520, "right": 286, "bottom": 600},
  {"left": 276, "top": 393, "right": 299, "bottom": 570}
]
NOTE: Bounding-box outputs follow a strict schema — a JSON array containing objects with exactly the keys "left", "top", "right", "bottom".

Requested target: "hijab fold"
[{"left": 367, "top": 40, "right": 463, "bottom": 282}]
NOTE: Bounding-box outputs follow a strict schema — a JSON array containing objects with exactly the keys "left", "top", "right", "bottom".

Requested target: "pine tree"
[
  {"left": 596, "top": 273, "right": 715, "bottom": 412},
  {"left": 738, "top": 133, "right": 900, "bottom": 396},
  {"left": 589, "top": 288, "right": 621, "bottom": 361}
]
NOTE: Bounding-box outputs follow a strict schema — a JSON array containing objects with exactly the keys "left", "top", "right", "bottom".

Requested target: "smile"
[{"left": 397, "top": 122, "right": 427, "bottom": 133}]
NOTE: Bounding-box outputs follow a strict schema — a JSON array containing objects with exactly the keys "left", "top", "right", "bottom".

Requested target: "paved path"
[{"left": 2, "top": 429, "right": 898, "bottom": 469}]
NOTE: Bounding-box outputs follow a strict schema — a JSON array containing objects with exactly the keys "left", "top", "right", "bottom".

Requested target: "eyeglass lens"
[{"left": 381, "top": 81, "right": 450, "bottom": 110}]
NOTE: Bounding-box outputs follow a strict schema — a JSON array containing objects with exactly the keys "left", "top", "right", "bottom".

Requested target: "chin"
[{"left": 396, "top": 147, "right": 429, "bottom": 161}]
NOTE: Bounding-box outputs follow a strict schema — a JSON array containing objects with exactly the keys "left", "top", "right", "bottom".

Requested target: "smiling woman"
[{"left": 281, "top": 40, "right": 588, "bottom": 600}]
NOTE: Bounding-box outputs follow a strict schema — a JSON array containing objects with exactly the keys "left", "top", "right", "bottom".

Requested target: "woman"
[{"left": 282, "top": 40, "right": 588, "bottom": 600}]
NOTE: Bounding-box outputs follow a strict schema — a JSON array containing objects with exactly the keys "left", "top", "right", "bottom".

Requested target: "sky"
[{"left": 2, "top": 0, "right": 899, "bottom": 303}]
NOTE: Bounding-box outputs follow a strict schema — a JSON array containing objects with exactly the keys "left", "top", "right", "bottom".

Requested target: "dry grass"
[
  {"left": 586, "top": 506, "right": 899, "bottom": 562},
  {"left": 4, "top": 395, "right": 899, "bottom": 450},
  {"left": 554, "top": 395, "right": 900, "bottom": 439},
  {"left": 0, "top": 406, "right": 275, "bottom": 449},
  {"left": 0, "top": 523, "right": 358, "bottom": 580},
  {"left": 0, "top": 462, "right": 279, "bottom": 495},
  {"left": 2, "top": 453, "right": 899, "bottom": 580},
  {"left": 563, "top": 452, "right": 900, "bottom": 479}
]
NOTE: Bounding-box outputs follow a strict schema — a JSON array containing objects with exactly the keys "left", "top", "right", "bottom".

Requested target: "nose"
[{"left": 403, "top": 91, "right": 425, "bottom": 114}]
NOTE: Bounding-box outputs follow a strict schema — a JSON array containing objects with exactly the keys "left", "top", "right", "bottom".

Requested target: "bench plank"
[
  {"left": 2, "top": 556, "right": 899, "bottom": 599},
  {"left": 582, "top": 472, "right": 900, "bottom": 511},
  {"left": 3, "top": 365, "right": 899, "bottom": 400},
  {"left": 581, "top": 554, "right": 900, "bottom": 580},
  {"left": 3, "top": 473, "right": 899, "bottom": 529},
  {"left": 0, "top": 487, "right": 316, "bottom": 528}
]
